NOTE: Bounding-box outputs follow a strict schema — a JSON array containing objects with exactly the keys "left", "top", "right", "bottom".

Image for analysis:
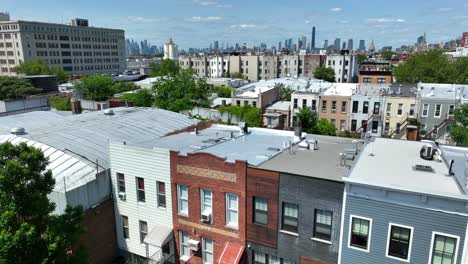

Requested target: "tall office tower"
[
  {"left": 334, "top": 38, "right": 341, "bottom": 50},
  {"left": 342, "top": 42, "right": 346, "bottom": 50},
  {"left": 163, "top": 37, "right": 178, "bottom": 60},
  {"left": 311, "top": 26, "right": 316, "bottom": 49},
  {"left": 324, "top": 40, "right": 329, "bottom": 49},
  {"left": 278, "top": 41, "right": 282, "bottom": 50},
  {"left": 368, "top": 40, "right": 376, "bottom": 53},
  {"left": 0, "top": 16, "right": 126, "bottom": 76},
  {"left": 214, "top": 40, "right": 219, "bottom": 50},
  {"left": 358, "top": 40, "right": 366, "bottom": 51},
  {"left": 301, "top": 36, "right": 307, "bottom": 50},
  {"left": 347, "top": 39, "right": 353, "bottom": 50}
]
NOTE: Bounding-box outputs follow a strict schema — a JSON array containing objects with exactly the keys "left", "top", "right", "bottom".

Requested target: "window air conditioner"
[
  {"left": 189, "top": 239, "right": 200, "bottom": 251},
  {"left": 201, "top": 211, "right": 212, "bottom": 223},
  {"left": 118, "top": 192, "right": 126, "bottom": 201}
]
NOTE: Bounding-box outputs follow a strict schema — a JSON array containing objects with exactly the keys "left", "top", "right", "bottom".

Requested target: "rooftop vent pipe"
[
  {"left": 10, "top": 127, "right": 26, "bottom": 135},
  {"left": 104, "top": 109, "right": 114, "bottom": 115}
]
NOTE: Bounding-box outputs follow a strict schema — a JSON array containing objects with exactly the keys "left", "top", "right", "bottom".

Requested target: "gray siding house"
[{"left": 339, "top": 138, "right": 468, "bottom": 264}]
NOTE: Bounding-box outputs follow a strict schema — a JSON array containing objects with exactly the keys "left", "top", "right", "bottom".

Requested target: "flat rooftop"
[
  {"left": 323, "top": 83, "right": 358, "bottom": 96},
  {"left": 418, "top": 83, "right": 468, "bottom": 100},
  {"left": 354, "top": 83, "right": 389, "bottom": 96},
  {"left": 258, "top": 135, "right": 359, "bottom": 181},
  {"left": 345, "top": 138, "right": 466, "bottom": 199},
  {"left": 266, "top": 101, "right": 290, "bottom": 111},
  {"left": 235, "top": 77, "right": 328, "bottom": 97}
]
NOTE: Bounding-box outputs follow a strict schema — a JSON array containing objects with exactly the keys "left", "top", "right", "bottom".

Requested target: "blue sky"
[{"left": 4, "top": 0, "right": 468, "bottom": 49}]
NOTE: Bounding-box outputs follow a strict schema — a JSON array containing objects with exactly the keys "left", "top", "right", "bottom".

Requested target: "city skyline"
[{"left": 3, "top": 0, "right": 468, "bottom": 49}]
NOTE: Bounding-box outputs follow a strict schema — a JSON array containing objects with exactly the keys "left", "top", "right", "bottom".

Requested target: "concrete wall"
[{"left": 0, "top": 97, "right": 49, "bottom": 115}]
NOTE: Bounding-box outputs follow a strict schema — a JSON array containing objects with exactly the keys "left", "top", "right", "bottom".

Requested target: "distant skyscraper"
[
  {"left": 369, "top": 40, "right": 376, "bottom": 53},
  {"left": 324, "top": 40, "right": 329, "bottom": 49},
  {"left": 311, "top": 26, "right": 316, "bottom": 49},
  {"left": 358, "top": 40, "right": 366, "bottom": 51},
  {"left": 334, "top": 38, "right": 341, "bottom": 50},
  {"left": 347, "top": 39, "right": 353, "bottom": 50},
  {"left": 278, "top": 41, "right": 282, "bottom": 50},
  {"left": 342, "top": 41, "right": 346, "bottom": 50},
  {"left": 214, "top": 41, "right": 219, "bottom": 50},
  {"left": 163, "top": 37, "right": 178, "bottom": 60}
]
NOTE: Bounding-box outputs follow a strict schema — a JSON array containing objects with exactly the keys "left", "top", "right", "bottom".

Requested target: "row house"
[
  {"left": 357, "top": 61, "right": 392, "bottom": 84},
  {"left": 349, "top": 84, "right": 387, "bottom": 137},
  {"left": 326, "top": 52, "right": 359, "bottom": 83},
  {"left": 340, "top": 138, "right": 468, "bottom": 264},
  {"left": 319, "top": 83, "right": 358, "bottom": 132}
]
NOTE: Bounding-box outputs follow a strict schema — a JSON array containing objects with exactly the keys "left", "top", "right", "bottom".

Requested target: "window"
[
  {"left": 322, "top": 100, "right": 327, "bottom": 112},
  {"left": 202, "top": 237, "right": 213, "bottom": 264},
  {"left": 139, "top": 221, "right": 147, "bottom": 244},
  {"left": 377, "top": 78, "right": 386, "bottom": 83},
  {"left": 282, "top": 202, "right": 298, "bottom": 233},
  {"left": 293, "top": 98, "right": 298, "bottom": 109},
  {"left": 330, "top": 119, "right": 336, "bottom": 125},
  {"left": 448, "top": 105, "right": 455, "bottom": 117},
  {"left": 434, "top": 104, "right": 442, "bottom": 118},
  {"left": 314, "top": 209, "right": 332, "bottom": 241},
  {"left": 352, "top": 101, "right": 359, "bottom": 113},
  {"left": 201, "top": 189, "right": 212, "bottom": 222},
  {"left": 252, "top": 101, "right": 257, "bottom": 108},
  {"left": 332, "top": 101, "right": 337, "bottom": 112},
  {"left": 349, "top": 216, "right": 371, "bottom": 251},
  {"left": 312, "top": 100, "right": 317, "bottom": 111},
  {"left": 226, "top": 193, "right": 238, "bottom": 228},
  {"left": 351, "top": 119, "right": 357, "bottom": 131},
  {"left": 409, "top": 104, "right": 415, "bottom": 117},
  {"left": 177, "top": 184, "right": 189, "bottom": 215},
  {"left": 373, "top": 102, "right": 380, "bottom": 115},
  {"left": 236, "top": 100, "right": 241, "bottom": 106},
  {"left": 179, "top": 231, "right": 190, "bottom": 258},
  {"left": 302, "top": 99, "right": 307, "bottom": 109},
  {"left": 253, "top": 251, "right": 267, "bottom": 264},
  {"left": 341, "top": 101, "right": 347, "bottom": 113},
  {"left": 386, "top": 224, "right": 413, "bottom": 261},
  {"left": 121, "top": 215, "right": 129, "bottom": 239},
  {"left": 244, "top": 100, "right": 249, "bottom": 106},
  {"left": 363, "top": 101, "right": 369, "bottom": 114},
  {"left": 136, "top": 177, "right": 145, "bottom": 202},
  {"left": 117, "top": 173, "right": 125, "bottom": 193},
  {"left": 157, "top": 181, "right": 166, "bottom": 208},
  {"left": 421, "top": 103, "right": 429, "bottom": 117},
  {"left": 397, "top": 104, "right": 403, "bottom": 116},
  {"left": 430, "top": 233, "right": 459, "bottom": 264},
  {"left": 254, "top": 197, "right": 268, "bottom": 225},
  {"left": 386, "top": 103, "right": 392, "bottom": 116},
  {"left": 340, "top": 120, "right": 346, "bottom": 131},
  {"left": 363, "top": 77, "right": 371, "bottom": 83}
]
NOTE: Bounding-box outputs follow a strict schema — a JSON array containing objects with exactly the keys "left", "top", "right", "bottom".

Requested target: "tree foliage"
[
  {"left": 314, "top": 66, "right": 336, "bottom": 82},
  {"left": 120, "top": 90, "right": 155, "bottom": 107},
  {"left": 74, "top": 75, "right": 115, "bottom": 101},
  {"left": 296, "top": 107, "right": 318, "bottom": 133},
  {"left": 15, "top": 58, "right": 69, "bottom": 83},
  {"left": 150, "top": 59, "right": 180, "bottom": 77},
  {"left": 153, "top": 69, "right": 210, "bottom": 112},
  {"left": 49, "top": 96, "right": 72, "bottom": 111},
  {"left": 211, "top": 85, "right": 235, "bottom": 98},
  {"left": 0, "top": 142, "right": 86, "bottom": 264},
  {"left": 393, "top": 50, "right": 468, "bottom": 83},
  {"left": 449, "top": 104, "right": 468, "bottom": 146},
  {"left": 380, "top": 51, "right": 396, "bottom": 60},
  {"left": 315, "top": 118, "right": 337, "bottom": 136},
  {"left": 218, "top": 105, "right": 262, "bottom": 127},
  {"left": 111, "top": 82, "right": 139, "bottom": 94},
  {"left": 357, "top": 54, "right": 367, "bottom": 64},
  {"left": 275, "top": 83, "right": 294, "bottom": 101},
  {"left": 0, "top": 76, "right": 42, "bottom": 101},
  {"left": 229, "top": 72, "right": 245, "bottom": 79}
]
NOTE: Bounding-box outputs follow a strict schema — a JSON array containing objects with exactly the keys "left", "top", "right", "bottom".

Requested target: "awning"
[
  {"left": 218, "top": 242, "right": 245, "bottom": 264},
  {"left": 144, "top": 224, "right": 173, "bottom": 247}
]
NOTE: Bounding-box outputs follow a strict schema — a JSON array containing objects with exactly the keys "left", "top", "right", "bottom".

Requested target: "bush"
[
  {"left": 219, "top": 105, "right": 262, "bottom": 127},
  {"left": 49, "top": 96, "right": 71, "bottom": 111}
]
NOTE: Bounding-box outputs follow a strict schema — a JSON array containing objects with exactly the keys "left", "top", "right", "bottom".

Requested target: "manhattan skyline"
[{"left": 3, "top": 0, "right": 468, "bottom": 49}]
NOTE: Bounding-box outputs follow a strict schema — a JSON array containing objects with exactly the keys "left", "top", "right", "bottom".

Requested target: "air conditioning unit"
[
  {"left": 420, "top": 144, "right": 433, "bottom": 160},
  {"left": 201, "top": 211, "right": 212, "bottom": 223},
  {"left": 118, "top": 192, "right": 126, "bottom": 201},
  {"left": 189, "top": 239, "right": 200, "bottom": 251}
]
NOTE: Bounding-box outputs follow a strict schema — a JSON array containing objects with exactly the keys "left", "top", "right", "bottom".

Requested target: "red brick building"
[
  {"left": 170, "top": 151, "right": 247, "bottom": 264},
  {"left": 462, "top": 32, "right": 468, "bottom": 47}
]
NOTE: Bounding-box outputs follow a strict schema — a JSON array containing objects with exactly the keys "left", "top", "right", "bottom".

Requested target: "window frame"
[
  {"left": 121, "top": 215, "right": 129, "bottom": 239},
  {"left": 201, "top": 188, "right": 213, "bottom": 223},
  {"left": 253, "top": 197, "right": 268, "bottom": 225},
  {"left": 397, "top": 104, "right": 403, "bottom": 116},
  {"left": 226, "top": 193, "right": 239, "bottom": 228},
  {"left": 428, "top": 231, "right": 460, "bottom": 264},
  {"left": 422, "top": 103, "right": 429, "bottom": 117},
  {"left": 202, "top": 237, "right": 214, "bottom": 264},
  {"left": 157, "top": 181, "right": 166, "bottom": 208},
  {"left": 448, "top": 105, "right": 455, "bottom": 117},
  {"left": 313, "top": 209, "right": 333, "bottom": 242},
  {"left": 117, "top": 172, "right": 125, "bottom": 193},
  {"left": 177, "top": 184, "right": 189, "bottom": 216},
  {"left": 385, "top": 223, "right": 414, "bottom": 262},
  {"left": 348, "top": 215, "right": 372, "bottom": 252},
  {"left": 136, "top": 177, "right": 145, "bottom": 203},
  {"left": 139, "top": 220, "right": 148, "bottom": 244},
  {"left": 179, "top": 231, "right": 190, "bottom": 258},
  {"left": 434, "top": 104, "right": 442, "bottom": 118},
  {"left": 281, "top": 202, "right": 299, "bottom": 234}
]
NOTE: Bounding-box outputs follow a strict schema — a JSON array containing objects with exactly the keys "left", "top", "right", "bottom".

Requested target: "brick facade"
[{"left": 170, "top": 152, "right": 247, "bottom": 264}]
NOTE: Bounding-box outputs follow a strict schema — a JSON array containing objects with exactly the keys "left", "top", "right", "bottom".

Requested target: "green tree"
[
  {"left": 393, "top": 50, "right": 457, "bottom": 83},
  {"left": 449, "top": 104, "right": 468, "bottom": 146},
  {"left": 229, "top": 72, "right": 245, "bottom": 79},
  {"left": 315, "top": 118, "right": 336, "bottom": 136},
  {"left": 0, "top": 142, "right": 86, "bottom": 264},
  {"left": 314, "top": 66, "right": 336, "bottom": 82},
  {"left": 111, "top": 82, "right": 139, "bottom": 94},
  {"left": 153, "top": 69, "right": 210, "bottom": 112},
  {"left": 15, "top": 58, "right": 69, "bottom": 83},
  {"left": 211, "top": 85, "right": 235, "bottom": 98},
  {"left": 120, "top": 90, "right": 155, "bottom": 107},
  {"left": 275, "top": 83, "right": 294, "bottom": 101},
  {"left": 0, "top": 76, "right": 42, "bottom": 101},
  {"left": 218, "top": 105, "right": 262, "bottom": 127},
  {"left": 380, "top": 51, "right": 396, "bottom": 60},
  {"left": 295, "top": 107, "right": 318, "bottom": 133},
  {"left": 357, "top": 54, "right": 367, "bottom": 64},
  {"left": 49, "top": 96, "right": 71, "bottom": 111},
  {"left": 150, "top": 59, "right": 180, "bottom": 77},
  {"left": 74, "top": 74, "right": 115, "bottom": 101}
]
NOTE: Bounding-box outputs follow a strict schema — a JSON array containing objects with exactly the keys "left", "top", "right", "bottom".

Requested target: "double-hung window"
[
  {"left": 157, "top": 181, "right": 166, "bottom": 208},
  {"left": 352, "top": 101, "right": 359, "bottom": 113},
  {"left": 332, "top": 101, "right": 337, "bottom": 112},
  {"left": 386, "top": 103, "right": 392, "bottom": 116},
  {"left": 422, "top": 104, "right": 429, "bottom": 117},
  {"left": 314, "top": 209, "right": 333, "bottom": 241},
  {"left": 226, "top": 193, "right": 238, "bottom": 228},
  {"left": 136, "top": 177, "right": 145, "bottom": 203},
  {"left": 322, "top": 101, "right": 327, "bottom": 112},
  {"left": 117, "top": 173, "right": 125, "bottom": 193},
  {"left": 202, "top": 237, "right": 213, "bottom": 264},
  {"left": 201, "top": 189, "right": 212, "bottom": 223},
  {"left": 448, "top": 105, "right": 455, "bottom": 117},
  {"left": 349, "top": 216, "right": 372, "bottom": 251},
  {"left": 430, "top": 233, "right": 459, "bottom": 264},
  {"left": 281, "top": 202, "right": 298, "bottom": 233},
  {"left": 397, "top": 104, "right": 403, "bottom": 116},
  {"left": 409, "top": 104, "right": 415, "bottom": 116},
  {"left": 177, "top": 184, "right": 189, "bottom": 215},
  {"left": 434, "top": 104, "right": 442, "bottom": 118},
  {"left": 121, "top": 215, "right": 129, "bottom": 239},
  {"left": 179, "top": 231, "right": 190, "bottom": 258},
  {"left": 363, "top": 101, "right": 369, "bottom": 114},
  {"left": 386, "top": 224, "right": 413, "bottom": 261},
  {"left": 254, "top": 197, "right": 268, "bottom": 225},
  {"left": 253, "top": 251, "right": 267, "bottom": 264},
  {"left": 139, "top": 220, "right": 147, "bottom": 244}
]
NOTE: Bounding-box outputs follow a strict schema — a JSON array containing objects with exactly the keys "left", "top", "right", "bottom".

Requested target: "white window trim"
[
  {"left": 422, "top": 104, "right": 429, "bottom": 117},
  {"left": 201, "top": 188, "right": 213, "bottom": 221},
  {"left": 348, "top": 215, "right": 373, "bottom": 253},
  {"left": 225, "top": 193, "right": 239, "bottom": 229},
  {"left": 427, "top": 231, "right": 460, "bottom": 264},
  {"left": 434, "top": 104, "right": 442, "bottom": 118},
  {"left": 177, "top": 184, "right": 189, "bottom": 216},
  {"left": 385, "top": 223, "right": 414, "bottom": 263},
  {"left": 202, "top": 237, "right": 214, "bottom": 264}
]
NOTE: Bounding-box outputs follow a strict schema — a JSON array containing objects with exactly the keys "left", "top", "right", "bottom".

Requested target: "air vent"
[
  {"left": 414, "top": 164, "right": 434, "bottom": 173},
  {"left": 267, "top": 147, "right": 281, "bottom": 152}
]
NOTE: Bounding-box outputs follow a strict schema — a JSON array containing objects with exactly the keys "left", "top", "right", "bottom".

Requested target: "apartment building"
[
  {"left": 326, "top": 52, "right": 358, "bottom": 83},
  {"left": 209, "top": 56, "right": 229, "bottom": 78},
  {"left": 290, "top": 81, "right": 331, "bottom": 127},
  {"left": 258, "top": 55, "right": 279, "bottom": 80},
  {"left": 417, "top": 83, "right": 468, "bottom": 140},
  {"left": 340, "top": 139, "right": 468, "bottom": 264},
  {"left": 382, "top": 83, "right": 419, "bottom": 139},
  {"left": 319, "top": 83, "right": 358, "bottom": 132},
  {"left": 0, "top": 16, "right": 126, "bottom": 76},
  {"left": 232, "top": 81, "right": 279, "bottom": 110},
  {"left": 263, "top": 101, "right": 290, "bottom": 129},
  {"left": 349, "top": 84, "right": 388, "bottom": 137},
  {"left": 358, "top": 61, "right": 392, "bottom": 84}
]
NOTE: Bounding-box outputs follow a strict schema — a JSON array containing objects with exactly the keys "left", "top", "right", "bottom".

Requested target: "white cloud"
[
  {"left": 190, "top": 16, "right": 223, "bottom": 22},
  {"left": 330, "top": 7, "right": 342, "bottom": 12},
  {"left": 305, "top": 20, "right": 311, "bottom": 24},
  {"left": 127, "top": 16, "right": 161, "bottom": 23},
  {"left": 366, "top": 18, "right": 406, "bottom": 23},
  {"left": 435, "top": 7, "right": 454, "bottom": 12},
  {"left": 230, "top": 24, "right": 256, "bottom": 29},
  {"left": 193, "top": 0, "right": 232, "bottom": 8}
]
